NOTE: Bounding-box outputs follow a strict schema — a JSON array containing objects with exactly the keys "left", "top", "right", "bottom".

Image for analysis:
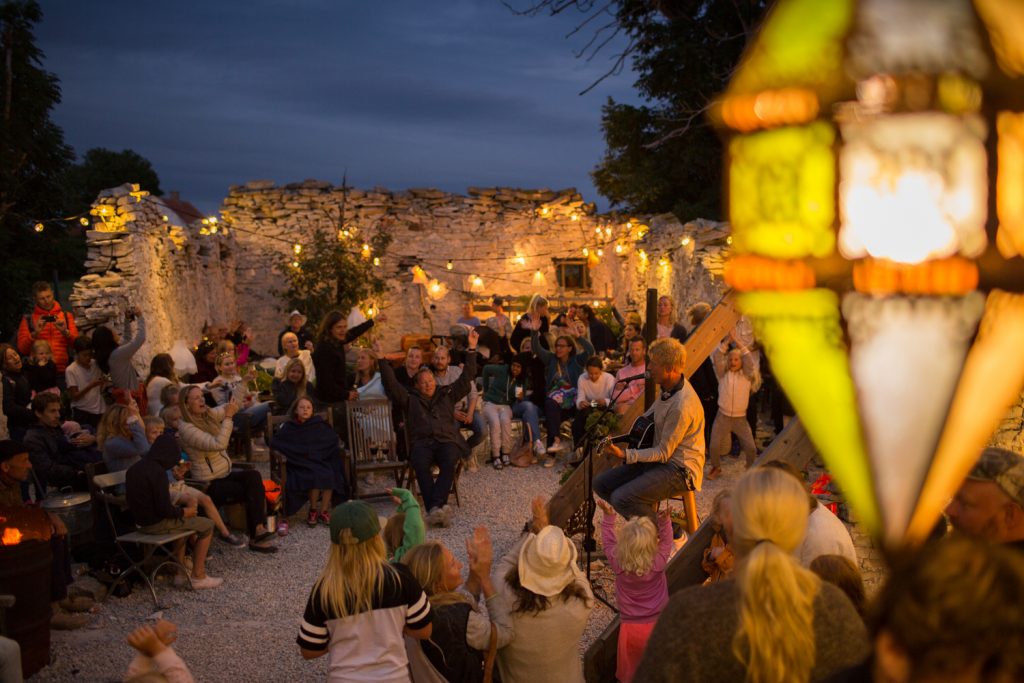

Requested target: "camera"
[{"left": 590, "top": 400, "right": 599, "bottom": 408}]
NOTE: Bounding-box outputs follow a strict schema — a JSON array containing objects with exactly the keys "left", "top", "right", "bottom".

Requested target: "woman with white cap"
[{"left": 493, "top": 495, "right": 593, "bottom": 683}]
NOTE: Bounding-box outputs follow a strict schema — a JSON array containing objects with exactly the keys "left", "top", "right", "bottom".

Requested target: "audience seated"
[
  {"left": 126, "top": 432, "right": 222, "bottom": 590},
  {"left": 1, "top": 343, "right": 36, "bottom": 438},
  {"left": 493, "top": 495, "right": 593, "bottom": 683},
  {"left": 24, "top": 393, "right": 101, "bottom": 492},
  {"left": 277, "top": 310, "right": 315, "bottom": 356},
  {"left": 530, "top": 317, "right": 595, "bottom": 461},
  {"left": 91, "top": 309, "right": 147, "bottom": 407},
  {"left": 177, "top": 386, "right": 276, "bottom": 553},
  {"left": 510, "top": 294, "right": 550, "bottom": 353},
  {"left": 270, "top": 396, "right": 347, "bottom": 527},
  {"left": 65, "top": 336, "right": 108, "bottom": 428},
  {"left": 276, "top": 331, "right": 316, "bottom": 385},
  {"left": 822, "top": 535, "right": 1024, "bottom": 683},
  {"left": 431, "top": 345, "right": 485, "bottom": 466},
  {"left": 614, "top": 338, "right": 647, "bottom": 415},
  {"left": 145, "top": 353, "right": 179, "bottom": 417},
  {"left": 297, "top": 501, "right": 432, "bottom": 679},
  {"left": 634, "top": 467, "right": 869, "bottom": 683},
  {"left": 377, "top": 331, "right": 478, "bottom": 528},
  {"left": 402, "top": 527, "right": 514, "bottom": 683},
  {"left": 578, "top": 305, "right": 617, "bottom": 355},
  {"left": 189, "top": 340, "right": 218, "bottom": 384},
  {"left": 271, "top": 359, "right": 309, "bottom": 416},
  {"left": 573, "top": 355, "right": 615, "bottom": 446},
  {"left": 24, "top": 339, "right": 59, "bottom": 396},
  {"left": 482, "top": 354, "right": 545, "bottom": 469},
  {"left": 353, "top": 348, "right": 384, "bottom": 398},
  {"left": 208, "top": 352, "right": 271, "bottom": 438},
  {"left": 16, "top": 280, "right": 78, "bottom": 375},
  {"left": 97, "top": 401, "right": 149, "bottom": 473}
]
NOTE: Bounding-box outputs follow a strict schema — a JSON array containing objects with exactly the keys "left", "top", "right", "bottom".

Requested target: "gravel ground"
[{"left": 35, "top": 440, "right": 747, "bottom": 683}]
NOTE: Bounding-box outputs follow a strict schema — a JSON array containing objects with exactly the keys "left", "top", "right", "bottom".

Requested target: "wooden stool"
[{"left": 671, "top": 489, "right": 700, "bottom": 534}]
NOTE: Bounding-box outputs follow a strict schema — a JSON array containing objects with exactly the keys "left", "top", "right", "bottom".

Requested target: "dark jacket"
[
  {"left": 23, "top": 423, "right": 98, "bottom": 491},
  {"left": 510, "top": 314, "right": 549, "bottom": 352},
  {"left": 126, "top": 433, "right": 183, "bottom": 527},
  {"left": 24, "top": 361, "right": 58, "bottom": 393},
  {"left": 271, "top": 379, "right": 307, "bottom": 415},
  {"left": 312, "top": 319, "right": 374, "bottom": 403},
  {"left": 587, "top": 318, "right": 617, "bottom": 353},
  {"left": 1, "top": 370, "right": 35, "bottom": 433},
  {"left": 420, "top": 602, "right": 486, "bottom": 683},
  {"left": 379, "top": 352, "right": 476, "bottom": 454}
]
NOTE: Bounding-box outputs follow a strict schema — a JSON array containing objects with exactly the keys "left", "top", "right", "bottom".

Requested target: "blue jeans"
[
  {"left": 456, "top": 412, "right": 485, "bottom": 455},
  {"left": 410, "top": 439, "right": 460, "bottom": 511},
  {"left": 513, "top": 401, "right": 542, "bottom": 444},
  {"left": 233, "top": 401, "right": 271, "bottom": 432},
  {"left": 594, "top": 461, "right": 692, "bottom": 520}
]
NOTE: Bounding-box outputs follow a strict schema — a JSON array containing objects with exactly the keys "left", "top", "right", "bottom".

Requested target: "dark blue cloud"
[{"left": 36, "top": 0, "right": 639, "bottom": 212}]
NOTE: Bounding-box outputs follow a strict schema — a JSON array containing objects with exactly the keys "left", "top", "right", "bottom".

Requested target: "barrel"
[{"left": 0, "top": 538, "right": 52, "bottom": 677}]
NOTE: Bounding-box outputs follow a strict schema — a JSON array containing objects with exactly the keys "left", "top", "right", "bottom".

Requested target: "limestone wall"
[
  {"left": 68, "top": 183, "right": 238, "bottom": 374},
  {"left": 220, "top": 180, "right": 730, "bottom": 353}
]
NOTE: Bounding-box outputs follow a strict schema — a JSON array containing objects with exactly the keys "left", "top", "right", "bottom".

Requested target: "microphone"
[{"left": 618, "top": 371, "right": 648, "bottom": 383}]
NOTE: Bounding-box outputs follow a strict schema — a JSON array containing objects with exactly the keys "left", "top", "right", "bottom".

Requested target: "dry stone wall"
[
  {"left": 221, "top": 180, "right": 730, "bottom": 353},
  {"left": 68, "top": 184, "right": 238, "bottom": 373}
]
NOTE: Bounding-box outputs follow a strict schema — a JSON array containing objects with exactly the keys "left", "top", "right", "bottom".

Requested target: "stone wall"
[
  {"left": 68, "top": 184, "right": 238, "bottom": 374},
  {"left": 220, "top": 180, "right": 730, "bottom": 354}
]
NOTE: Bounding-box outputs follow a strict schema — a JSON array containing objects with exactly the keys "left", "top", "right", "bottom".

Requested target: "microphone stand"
[{"left": 574, "top": 375, "right": 642, "bottom": 612}]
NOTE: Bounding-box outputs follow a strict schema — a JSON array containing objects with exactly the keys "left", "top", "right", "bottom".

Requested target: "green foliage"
[
  {"left": 591, "top": 0, "right": 768, "bottom": 221},
  {"left": 63, "top": 147, "right": 163, "bottom": 216},
  {"left": 0, "top": 0, "right": 77, "bottom": 336},
  {"left": 585, "top": 408, "right": 620, "bottom": 440},
  {"left": 273, "top": 226, "right": 393, "bottom": 333}
]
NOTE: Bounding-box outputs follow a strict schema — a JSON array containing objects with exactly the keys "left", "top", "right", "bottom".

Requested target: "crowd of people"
[{"left": 1, "top": 280, "right": 1023, "bottom": 683}]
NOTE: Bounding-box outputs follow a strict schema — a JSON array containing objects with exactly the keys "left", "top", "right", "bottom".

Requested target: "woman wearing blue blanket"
[{"left": 271, "top": 396, "right": 347, "bottom": 527}]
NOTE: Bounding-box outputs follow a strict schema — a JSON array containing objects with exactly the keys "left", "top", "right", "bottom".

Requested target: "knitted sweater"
[{"left": 633, "top": 579, "right": 870, "bottom": 683}]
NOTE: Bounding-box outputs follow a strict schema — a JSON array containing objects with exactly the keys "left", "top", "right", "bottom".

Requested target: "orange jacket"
[{"left": 16, "top": 302, "right": 79, "bottom": 372}]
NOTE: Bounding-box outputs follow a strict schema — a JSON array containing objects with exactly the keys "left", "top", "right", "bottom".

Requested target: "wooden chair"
[
  {"left": 345, "top": 399, "right": 408, "bottom": 499},
  {"left": 402, "top": 421, "right": 465, "bottom": 508},
  {"left": 90, "top": 465, "right": 195, "bottom": 608}
]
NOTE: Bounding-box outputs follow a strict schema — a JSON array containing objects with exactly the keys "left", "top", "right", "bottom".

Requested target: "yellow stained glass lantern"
[{"left": 714, "top": 0, "right": 1024, "bottom": 547}]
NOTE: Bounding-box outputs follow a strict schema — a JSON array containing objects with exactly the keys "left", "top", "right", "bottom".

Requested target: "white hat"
[{"left": 518, "top": 526, "right": 580, "bottom": 597}]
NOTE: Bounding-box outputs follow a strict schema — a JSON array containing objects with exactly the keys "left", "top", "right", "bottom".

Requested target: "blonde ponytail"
[{"left": 730, "top": 468, "right": 820, "bottom": 683}]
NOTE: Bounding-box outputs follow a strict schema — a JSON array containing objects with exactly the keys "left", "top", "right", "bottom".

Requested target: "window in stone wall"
[{"left": 554, "top": 258, "right": 591, "bottom": 291}]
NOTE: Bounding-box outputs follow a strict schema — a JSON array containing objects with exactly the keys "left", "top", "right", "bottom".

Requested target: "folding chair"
[
  {"left": 345, "top": 399, "right": 408, "bottom": 499},
  {"left": 91, "top": 468, "right": 196, "bottom": 608}
]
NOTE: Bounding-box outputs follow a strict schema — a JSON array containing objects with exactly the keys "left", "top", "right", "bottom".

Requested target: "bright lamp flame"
[{"left": 2, "top": 527, "right": 22, "bottom": 545}]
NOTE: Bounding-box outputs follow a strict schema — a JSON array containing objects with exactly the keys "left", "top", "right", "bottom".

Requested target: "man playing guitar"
[{"left": 594, "top": 337, "right": 706, "bottom": 519}]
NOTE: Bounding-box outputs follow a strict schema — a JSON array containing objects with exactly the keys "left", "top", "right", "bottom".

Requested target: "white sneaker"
[
  {"left": 533, "top": 440, "right": 546, "bottom": 456},
  {"left": 548, "top": 439, "right": 566, "bottom": 454},
  {"left": 191, "top": 575, "right": 224, "bottom": 590}
]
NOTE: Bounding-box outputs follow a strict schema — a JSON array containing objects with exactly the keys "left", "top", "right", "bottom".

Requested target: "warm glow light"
[
  {"left": 34, "top": 223, "right": 44, "bottom": 232},
  {"left": 638, "top": 249, "right": 647, "bottom": 260},
  {"left": 1, "top": 527, "right": 21, "bottom": 545},
  {"left": 582, "top": 247, "right": 589, "bottom": 256},
  {"left": 570, "top": 213, "right": 580, "bottom": 221},
  {"left": 361, "top": 243, "right": 371, "bottom": 258},
  {"left": 290, "top": 260, "right": 300, "bottom": 268},
  {"left": 681, "top": 236, "right": 692, "bottom": 247},
  {"left": 838, "top": 113, "right": 988, "bottom": 265},
  {"left": 373, "top": 257, "right": 380, "bottom": 266},
  {"left": 426, "top": 279, "right": 447, "bottom": 301},
  {"left": 615, "top": 244, "right": 624, "bottom": 255},
  {"left": 470, "top": 275, "right": 485, "bottom": 293},
  {"left": 539, "top": 206, "right": 551, "bottom": 217},
  {"left": 532, "top": 269, "right": 546, "bottom": 287},
  {"left": 162, "top": 215, "right": 169, "bottom": 222},
  {"left": 446, "top": 260, "right": 454, "bottom": 270},
  {"left": 596, "top": 248, "right": 604, "bottom": 257},
  {"left": 79, "top": 217, "right": 89, "bottom": 226},
  {"left": 514, "top": 256, "right": 526, "bottom": 266},
  {"left": 293, "top": 244, "right": 302, "bottom": 254},
  {"left": 411, "top": 265, "right": 429, "bottom": 285},
  {"left": 995, "top": 112, "right": 1024, "bottom": 258}
]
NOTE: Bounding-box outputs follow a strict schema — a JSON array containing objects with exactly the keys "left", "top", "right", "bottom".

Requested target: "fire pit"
[{"left": 0, "top": 506, "right": 53, "bottom": 678}]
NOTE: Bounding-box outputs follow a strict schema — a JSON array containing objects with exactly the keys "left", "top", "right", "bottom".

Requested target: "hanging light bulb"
[
  {"left": 681, "top": 236, "right": 692, "bottom": 247},
  {"left": 162, "top": 215, "right": 169, "bottom": 222},
  {"left": 79, "top": 217, "right": 90, "bottom": 226},
  {"left": 514, "top": 255, "right": 526, "bottom": 266},
  {"left": 361, "top": 243, "right": 371, "bottom": 258},
  {"left": 604, "top": 226, "right": 612, "bottom": 237},
  {"left": 615, "top": 243, "right": 624, "bottom": 255},
  {"left": 638, "top": 249, "right": 648, "bottom": 261},
  {"left": 539, "top": 206, "right": 551, "bottom": 217},
  {"left": 595, "top": 227, "right": 603, "bottom": 235},
  {"left": 446, "top": 259, "right": 454, "bottom": 270},
  {"left": 570, "top": 213, "right": 580, "bottom": 221},
  {"left": 726, "top": 236, "right": 733, "bottom": 246},
  {"left": 291, "top": 260, "right": 300, "bottom": 268},
  {"left": 582, "top": 247, "right": 589, "bottom": 256},
  {"left": 597, "top": 248, "right": 604, "bottom": 257},
  {"left": 208, "top": 216, "right": 218, "bottom": 224},
  {"left": 33, "top": 223, "right": 44, "bottom": 233},
  {"left": 659, "top": 256, "right": 670, "bottom": 269},
  {"left": 532, "top": 269, "right": 546, "bottom": 287},
  {"left": 293, "top": 243, "right": 302, "bottom": 255},
  {"left": 373, "top": 256, "right": 380, "bottom": 266},
  {"left": 411, "top": 265, "right": 429, "bottom": 285}
]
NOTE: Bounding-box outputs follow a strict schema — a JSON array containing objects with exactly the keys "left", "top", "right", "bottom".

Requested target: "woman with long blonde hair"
[
  {"left": 401, "top": 529, "right": 513, "bottom": 683},
  {"left": 633, "top": 468, "right": 868, "bottom": 683},
  {"left": 98, "top": 401, "right": 149, "bottom": 473},
  {"left": 298, "top": 501, "right": 432, "bottom": 683}
]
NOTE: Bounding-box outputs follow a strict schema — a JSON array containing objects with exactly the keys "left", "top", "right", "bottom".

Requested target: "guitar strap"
[{"left": 660, "top": 376, "right": 686, "bottom": 402}]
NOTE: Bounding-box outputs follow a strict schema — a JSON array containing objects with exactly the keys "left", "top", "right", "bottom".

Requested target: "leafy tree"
[
  {"left": 0, "top": 0, "right": 76, "bottom": 335},
  {"left": 273, "top": 226, "right": 394, "bottom": 333},
  {"left": 63, "top": 147, "right": 163, "bottom": 216}
]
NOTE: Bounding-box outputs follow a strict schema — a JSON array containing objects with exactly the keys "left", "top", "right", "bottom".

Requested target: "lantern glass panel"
[
  {"left": 909, "top": 291, "right": 1024, "bottom": 541},
  {"left": 996, "top": 112, "right": 1024, "bottom": 258},
  {"left": 738, "top": 290, "right": 879, "bottom": 535},
  {"left": 846, "top": 0, "right": 990, "bottom": 80},
  {"left": 729, "top": 122, "right": 837, "bottom": 259},
  {"left": 843, "top": 293, "right": 984, "bottom": 544},
  {"left": 838, "top": 112, "right": 988, "bottom": 265}
]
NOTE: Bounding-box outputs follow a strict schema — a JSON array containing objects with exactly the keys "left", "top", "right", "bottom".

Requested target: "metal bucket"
[{"left": 41, "top": 491, "right": 93, "bottom": 539}]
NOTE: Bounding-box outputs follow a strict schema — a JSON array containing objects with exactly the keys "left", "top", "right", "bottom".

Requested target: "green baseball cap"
[
  {"left": 968, "top": 448, "right": 1024, "bottom": 508},
  {"left": 329, "top": 501, "right": 381, "bottom": 545}
]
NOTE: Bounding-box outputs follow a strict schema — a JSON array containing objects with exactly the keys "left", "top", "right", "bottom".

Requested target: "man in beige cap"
[{"left": 946, "top": 447, "right": 1024, "bottom": 551}]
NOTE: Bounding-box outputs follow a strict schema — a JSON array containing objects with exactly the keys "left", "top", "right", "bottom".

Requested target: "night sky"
[{"left": 36, "top": 0, "right": 640, "bottom": 213}]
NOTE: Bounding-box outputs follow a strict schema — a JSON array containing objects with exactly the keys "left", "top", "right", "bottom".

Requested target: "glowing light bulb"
[
  {"left": 539, "top": 207, "right": 551, "bottom": 217},
  {"left": 595, "top": 227, "right": 602, "bottom": 235},
  {"left": 79, "top": 217, "right": 89, "bottom": 226},
  {"left": 162, "top": 215, "right": 169, "bottom": 222},
  {"left": 293, "top": 244, "right": 302, "bottom": 254},
  {"left": 726, "top": 236, "right": 733, "bottom": 246},
  {"left": 291, "top": 260, "right": 300, "bottom": 268},
  {"left": 366, "top": 307, "right": 375, "bottom": 316},
  {"left": 638, "top": 249, "right": 648, "bottom": 260},
  {"left": 681, "top": 236, "right": 692, "bottom": 247},
  {"left": 208, "top": 216, "right": 218, "bottom": 224},
  {"left": 615, "top": 244, "right": 624, "bottom": 254},
  {"left": 446, "top": 260, "right": 453, "bottom": 270},
  {"left": 373, "top": 257, "right": 380, "bottom": 266},
  {"left": 582, "top": 247, "right": 589, "bottom": 256},
  {"left": 515, "top": 256, "right": 526, "bottom": 266},
  {"left": 34, "top": 223, "right": 44, "bottom": 232},
  {"left": 597, "top": 248, "right": 603, "bottom": 257},
  {"left": 570, "top": 213, "right": 580, "bottom": 221}
]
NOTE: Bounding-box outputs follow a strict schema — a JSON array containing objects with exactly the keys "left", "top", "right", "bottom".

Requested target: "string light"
[
  {"left": 33, "top": 223, "right": 44, "bottom": 233},
  {"left": 290, "top": 260, "right": 300, "bottom": 268},
  {"left": 582, "top": 247, "right": 589, "bottom": 256},
  {"left": 514, "top": 256, "right": 526, "bottom": 266},
  {"left": 681, "top": 236, "right": 692, "bottom": 247},
  {"left": 539, "top": 207, "right": 551, "bottom": 217},
  {"left": 532, "top": 269, "right": 546, "bottom": 287},
  {"left": 373, "top": 256, "right": 380, "bottom": 266},
  {"left": 597, "top": 248, "right": 604, "bottom": 257},
  {"left": 293, "top": 243, "right": 302, "bottom": 255},
  {"left": 615, "top": 244, "right": 624, "bottom": 255},
  {"left": 446, "top": 260, "right": 453, "bottom": 270},
  {"left": 361, "top": 243, "right": 371, "bottom": 258},
  {"left": 726, "top": 236, "right": 733, "bottom": 246},
  {"left": 162, "top": 215, "right": 169, "bottom": 222},
  {"left": 79, "top": 217, "right": 90, "bottom": 226},
  {"left": 570, "top": 213, "right": 580, "bottom": 221}
]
